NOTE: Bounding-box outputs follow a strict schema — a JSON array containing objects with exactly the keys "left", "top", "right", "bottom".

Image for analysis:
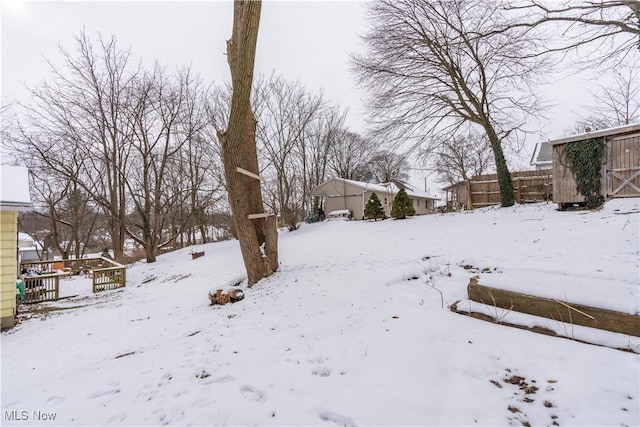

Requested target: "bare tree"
[
  {"left": 11, "top": 31, "right": 139, "bottom": 261},
  {"left": 303, "top": 105, "right": 347, "bottom": 214},
  {"left": 579, "top": 61, "right": 639, "bottom": 128},
  {"left": 217, "top": 0, "right": 277, "bottom": 286},
  {"left": 505, "top": 0, "right": 640, "bottom": 65},
  {"left": 255, "top": 74, "right": 325, "bottom": 230},
  {"left": 3, "top": 30, "right": 226, "bottom": 263},
  {"left": 29, "top": 171, "right": 88, "bottom": 260},
  {"left": 433, "top": 130, "right": 494, "bottom": 210},
  {"left": 207, "top": 76, "right": 348, "bottom": 225},
  {"left": 123, "top": 64, "right": 209, "bottom": 262},
  {"left": 178, "top": 134, "right": 226, "bottom": 246},
  {"left": 367, "top": 150, "right": 410, "bottom": 183},
  {"left": 329, "top": 129, "right": 372, "bottom": 181},
  {"left": 5, "top": 100, "right": 104, "bottom": 260},
  {"left": 353, "top": 0, "right": 552, "bottom": 207},
  {"left": 71, "top": 33, "right": 137, "bottom": 262}
]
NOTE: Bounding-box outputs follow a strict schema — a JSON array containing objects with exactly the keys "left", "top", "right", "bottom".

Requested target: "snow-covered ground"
[{"left": 1, "top": 199, "right": 639, "bottom": 426}]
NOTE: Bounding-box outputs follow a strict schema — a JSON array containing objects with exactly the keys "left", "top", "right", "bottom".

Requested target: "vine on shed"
[{"left": 563, "top": 138, "right": 606, "bottom": 209}]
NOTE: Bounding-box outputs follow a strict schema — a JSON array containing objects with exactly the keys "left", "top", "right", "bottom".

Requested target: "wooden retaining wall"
[{"left": 467, "top": 279, "right": 640, "bottom": 337}]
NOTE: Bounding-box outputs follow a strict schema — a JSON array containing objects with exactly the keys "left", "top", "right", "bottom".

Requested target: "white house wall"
[
  {"left": 324, "top": 195, "right": 364, "bottom": 219},
  {"left": 324, "top": 191, "right": 435, "bottom": 219}
]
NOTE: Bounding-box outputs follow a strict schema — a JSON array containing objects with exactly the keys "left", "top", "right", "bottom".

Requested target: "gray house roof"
[{"left": 530, "top": 142, "right": 552, "bottom": 168}]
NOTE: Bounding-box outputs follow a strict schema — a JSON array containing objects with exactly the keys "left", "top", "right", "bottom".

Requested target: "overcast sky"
[
  {"left": 1, "top": 1, "right": 369, "bottom": 127},
  {"left": 1, "top": 0, "right": 604, "bottom": 190}
]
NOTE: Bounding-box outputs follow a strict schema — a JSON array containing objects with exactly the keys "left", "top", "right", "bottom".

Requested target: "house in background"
[
  {"left": 550, "top": 123, "right": 640, "bottom": 209},
  {"left": 18, "top": 232, "right": 43, "bottom": 263},
  {"left": 442, "top": 181, "right": 470, "bottom": 211},
  {"left": 530, "top": 142, "right": 552, "bottom": 170},
  {"left": 1, "top": 165, "right": 32, "bottom": 330},
  {"left": 310, "top": 177, "right": 439, "bottom": 220}
]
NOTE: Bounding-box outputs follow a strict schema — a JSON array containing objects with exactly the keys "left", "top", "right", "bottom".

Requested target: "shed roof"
[
  {"left": 442, "top": 181, "right": 465, "bottom": 191},
  {"left": 549, "top": 123, "right": 640, "bottom": 146},
  {"left": 0, "top": 165, "right": 32, "bottom": 211}
]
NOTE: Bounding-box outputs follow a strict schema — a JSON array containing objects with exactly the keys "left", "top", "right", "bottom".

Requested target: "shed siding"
[
  {"left": 551, "top": 125, "right": 640, "bottom": 205},
  {"left": 607, "top": 133, "right": 640, "bottom": 198},
  {"left": 552, "top": 143, "right": 583, "bottom": 203},
  {"left": 553, "top": 134, "right": 639, "bottom": 204},
  {"left": 0, "top": 210, "right": 18, "bottom": 330},
  {"left": 552, "top": 142, "right": 606, "bottom": 204}
]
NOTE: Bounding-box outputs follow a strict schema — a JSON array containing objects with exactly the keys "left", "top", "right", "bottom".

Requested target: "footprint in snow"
[
  {"left": 46, "top": 395, "right": 65, "bottom": 404},
  {"left": 87, "top": 388, "right": 121, "bottom": 399},
  {"left": 108, "top": 412, "right": 128, "bottom": 423},
  {"left": 202, "top": 375, "right": 235, "bottom": 385},
  {"left": 312, "top": 366, "right": 331, "bottom": 377},
  {"left": 240, "top": 385, "right": 266, "bottom": 402},
  {"left": 318, "top": 410, "right": 357, "bottom": 427}
]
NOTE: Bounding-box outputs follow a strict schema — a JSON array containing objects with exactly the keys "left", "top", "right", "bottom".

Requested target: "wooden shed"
[{"left": 550, "top": 123, "right": 640, "bottom": 208}]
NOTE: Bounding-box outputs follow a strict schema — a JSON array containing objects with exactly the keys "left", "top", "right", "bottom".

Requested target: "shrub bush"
[
  {"left": 391, "top": 189, "right": 415, "bottom": 219},
  {"left": 364, "top": 192, "right": 385, "bottom": 221}
]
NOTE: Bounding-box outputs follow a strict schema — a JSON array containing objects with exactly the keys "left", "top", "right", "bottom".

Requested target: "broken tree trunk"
[{"left": 209, "top": 288, "right": 245, "bottom": 305}]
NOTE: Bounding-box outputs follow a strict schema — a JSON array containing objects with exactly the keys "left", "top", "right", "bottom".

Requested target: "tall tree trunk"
[
  {"left": 491, "top": 142, "right": 514, "bottom": 207},
  {"left": 464, "top": 179, "right": 473, "bottom": 210},
  {"left": 217, "top": 0, "right": 277, "bottom": 286},
  {"left": 485, "top": 126, "right": 515, "bottom": 207}
]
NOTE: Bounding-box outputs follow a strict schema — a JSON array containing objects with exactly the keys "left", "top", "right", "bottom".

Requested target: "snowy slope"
[{"left": 1, "top": 199, "right": 639, "bottom": 426}]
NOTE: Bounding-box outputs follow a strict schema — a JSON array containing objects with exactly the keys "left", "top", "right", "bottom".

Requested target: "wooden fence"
[
  {"left": 21, "top": 274, "right": 60, "bottom": 303},
  {"left": 469, "top": 170, "right": 552, "bottom": 209},
  {"left": 93, "top": 266, "right": 126, "bottom": 292},
  {"left": 19, "top": 256, "right": 126, "bottom": 303},
  {"left": 21, "top": 257, "right": 106, "bottom": 276},
  {"left": 444, "top": 170, "right": 553, "bottom": 211}
]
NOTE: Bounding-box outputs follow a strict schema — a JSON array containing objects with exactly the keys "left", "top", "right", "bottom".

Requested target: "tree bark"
[
  {"left": 464, "top": 179, "right": 473, "bottom": 210},
  {"left": 218, "top": 0, "right": 276, "bottom": 286},
  {"left": 485, "top": 125, "right": 515, "bottom": 207},
  {"left": 489, "top": 141, "right": 514, "bottom": 208}
]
